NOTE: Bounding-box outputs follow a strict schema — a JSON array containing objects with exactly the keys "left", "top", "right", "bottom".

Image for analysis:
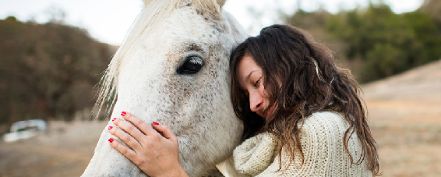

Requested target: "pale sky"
[{"left": 0, "top": 0, "right": 424, "bottom": 45}]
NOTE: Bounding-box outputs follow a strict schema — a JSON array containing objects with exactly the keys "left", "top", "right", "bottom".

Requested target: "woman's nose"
[{"left": 249, "top": 92, "right": 264, "bottom": 113}]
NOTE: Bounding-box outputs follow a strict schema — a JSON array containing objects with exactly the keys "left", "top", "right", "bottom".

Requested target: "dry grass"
[
  {"left": 0, "top": 60, "right": 440, "bottom": 177},
  {"left": 363, "top": 60, "right": 441, "bottom": 177}
]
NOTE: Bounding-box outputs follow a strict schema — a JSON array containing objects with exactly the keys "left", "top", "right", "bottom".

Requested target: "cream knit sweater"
[{"left": 216, "top": 111, "right": 373, "bottom": 177}]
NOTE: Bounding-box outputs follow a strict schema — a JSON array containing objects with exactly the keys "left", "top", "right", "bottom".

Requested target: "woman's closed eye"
[{"left": 254, "top": 77, "right": 262, "bottom": 88}]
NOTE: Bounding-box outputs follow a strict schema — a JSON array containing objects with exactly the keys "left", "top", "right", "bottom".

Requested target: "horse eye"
[{"left": 176, "top": 55, "right": 204, "bottom": 75}]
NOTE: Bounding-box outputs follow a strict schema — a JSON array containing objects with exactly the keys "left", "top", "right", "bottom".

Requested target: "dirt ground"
[
  {"left": 0, "top": 121, "right": 106, "bottom": 177},
  {"left": 1, "top": 60, "right": 440, "bottom": 177}
]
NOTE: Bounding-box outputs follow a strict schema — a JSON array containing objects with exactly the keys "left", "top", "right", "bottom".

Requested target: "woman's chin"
[{"left": 264, "top": 106, "right": 276, "bottom": 122}]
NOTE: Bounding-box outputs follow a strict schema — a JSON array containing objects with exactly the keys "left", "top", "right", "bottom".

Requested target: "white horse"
[{"left": 81, "top": 0, "right": 247, "bottom": 176}]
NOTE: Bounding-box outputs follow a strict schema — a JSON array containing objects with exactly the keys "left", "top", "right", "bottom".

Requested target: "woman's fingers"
[
  {"left": 113, "top": 111, "right": 173, "bottom": 145},
  {"left": 121, "top": 111, "right": 157, "bottom": 136},
  {"left": 108, "top": 137, "right": 137, "bottom": 161},
  {"left": 152, "top": 121, "right": 176, "bottom": 141},
  {"left": 112, "top": 116, "right": 147, "bottom": 145},
  {"left": 109, "top": 125, "right": 142, "bottom": 151}
]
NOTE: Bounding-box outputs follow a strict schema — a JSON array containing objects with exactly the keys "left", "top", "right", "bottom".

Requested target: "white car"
[{"left": 2, "top": 119, "right": 47, "bottom": 142}]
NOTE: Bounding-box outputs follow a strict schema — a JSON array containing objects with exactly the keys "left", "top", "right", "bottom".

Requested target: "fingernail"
[
  {"left": 108, "top": 138, "right": 114, "bottom": 143},
  {"left": 152, "top": 121, "right": 160, "bottom": 126},
  {"left": 121, "top": 111, "right": 127, "bottom": 116},
  {"left": 108, "top": 126, "right": 113, "bottom": 130},
  {"left": 111, "top": 118, "right": 116, "bottom": 122}
]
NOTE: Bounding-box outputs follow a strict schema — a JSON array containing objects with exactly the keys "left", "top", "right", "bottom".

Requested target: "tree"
[
  {"left": 0, "top": 17, "right": 114, "bottom": 124},
  {"left": 286, "top": 3, "right": 441, "bottom": 82}
]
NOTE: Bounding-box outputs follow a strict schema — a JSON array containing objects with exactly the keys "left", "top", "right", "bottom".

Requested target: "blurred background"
[{"left": 0, "top": 0, "right": 440, "bottom": 176}]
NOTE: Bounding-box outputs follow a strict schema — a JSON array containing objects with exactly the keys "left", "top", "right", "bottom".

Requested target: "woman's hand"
[{"left": 108, "top": 111, "right": 188, "bottom": 177}]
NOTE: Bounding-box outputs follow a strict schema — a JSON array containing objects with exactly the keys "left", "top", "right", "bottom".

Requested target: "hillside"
[
  {"left": 363, "top": 59, "right": 441, "bottom": 126},
  {"left": 363, "top": 59, "right": 441, "bottom": 176},
  {"left": 364, "top": 59, "right": 441, "bottom": 102}
]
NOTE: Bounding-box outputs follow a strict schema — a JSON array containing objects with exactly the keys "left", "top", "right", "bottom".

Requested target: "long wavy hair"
[{"left": 229, "top": 24, "right": 379, "bottom": 175}]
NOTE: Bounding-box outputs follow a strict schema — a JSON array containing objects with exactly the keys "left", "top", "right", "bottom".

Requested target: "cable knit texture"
[{"left": 216, "top": 111, "right": 373, "bottom": 177}]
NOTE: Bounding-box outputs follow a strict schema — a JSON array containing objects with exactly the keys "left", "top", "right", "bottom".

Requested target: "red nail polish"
[
  {"left": 112, "top": 118, "right": 116, "bottom": 121},
  {"left": 108, "top": 126, "right": 113, "bottom": 130},
  {"left": 108, "top": 138, "right": 114, "bottom": 143},
  {"left": 121, "top": 111, "right": 127, "bottom": 116},
  {"left": 152, "top": 121, "right": 160, "bottom": 126}
]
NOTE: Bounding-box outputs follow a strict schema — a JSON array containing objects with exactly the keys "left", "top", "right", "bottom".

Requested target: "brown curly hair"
[{"left": 229, "top": 24, "right": 379, "bottom": 175}]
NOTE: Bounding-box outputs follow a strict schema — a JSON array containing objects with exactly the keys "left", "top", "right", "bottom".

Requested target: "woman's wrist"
[
  {"left": 175, "top": 167, "right": 189, "bottom": 177},
  {"left": 156, "top": 165, "right": 188, "bottom": 177}
]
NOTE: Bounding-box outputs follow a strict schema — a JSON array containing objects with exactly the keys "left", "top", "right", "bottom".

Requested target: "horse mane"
[{"left": 93, "top": 0, "right": 224, "bottom": 119}]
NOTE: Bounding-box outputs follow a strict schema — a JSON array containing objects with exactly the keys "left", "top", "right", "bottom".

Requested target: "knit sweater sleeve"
[{"left": 256, "top": 112, "right": 371, "bottom": 177}]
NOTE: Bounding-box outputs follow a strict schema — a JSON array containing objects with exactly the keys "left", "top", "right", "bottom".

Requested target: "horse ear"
[
  {"left": 217, "top": 0, "right": 226, "bottom": 7},
  {"left": 143, "top": 0, "right": 225, "bottom": 8},
  {"left": 143, "top": 0, "right": 149, "bottom": 6},
  {"left": 143, "top": 0, "right": 154, "bottom": 6}
]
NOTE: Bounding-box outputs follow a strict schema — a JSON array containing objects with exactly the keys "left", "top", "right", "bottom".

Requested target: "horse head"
[{"left": 81, "top": 0, "right": 247, "bottom": 176}]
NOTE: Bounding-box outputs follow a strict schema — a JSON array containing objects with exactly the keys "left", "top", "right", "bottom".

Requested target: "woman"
[{"left": 108, "top": 24, "right": 380, "bottom": 176}]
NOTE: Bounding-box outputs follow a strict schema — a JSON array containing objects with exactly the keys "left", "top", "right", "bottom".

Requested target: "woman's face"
[{"left": 236, "top": 53, "right": 275, "bottom": 121}]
